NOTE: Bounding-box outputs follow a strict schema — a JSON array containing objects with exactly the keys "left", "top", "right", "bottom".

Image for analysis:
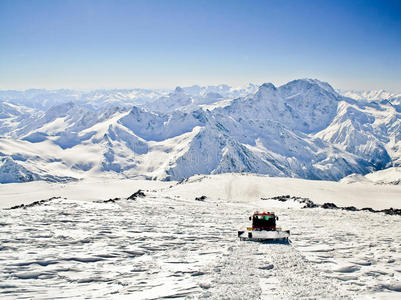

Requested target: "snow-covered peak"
[
  {"left": 279, "top": 78, "right": 338, "bottom": 98},
  {"left": 252, "top": 83, "right": 279, "bottom": 101},
  {"left": 223, "top": 78, "right": 339, "bottom": 133},
  {"left": 259, "top": 82, "right": 277, "bottom": 91},
  {"left": 173, "top": 86, "right": 184, "bottom": 94}
]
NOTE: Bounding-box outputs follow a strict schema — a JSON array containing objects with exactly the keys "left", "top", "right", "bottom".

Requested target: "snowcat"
[{"left": 238, "top": 211, "right": 290, "bottom": 242}]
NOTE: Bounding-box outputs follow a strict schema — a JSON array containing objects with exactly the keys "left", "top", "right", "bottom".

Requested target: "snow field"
[{"left": 0, "top": 174, "right": 400, "bottom": 299}]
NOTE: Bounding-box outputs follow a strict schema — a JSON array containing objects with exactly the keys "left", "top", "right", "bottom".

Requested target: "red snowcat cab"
[{"left": 250, "top": 211, "right": 277, "bottom": 231}]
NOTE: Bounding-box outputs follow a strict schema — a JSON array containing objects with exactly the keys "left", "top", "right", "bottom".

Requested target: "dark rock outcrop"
[
  {"left": 128, "top": 190, "right": 145, "bottom": 200},
  {"left": 263, "top": 195, "right": 401, "bottom": 216},
  {"left": 321, "top": 202, "right": 339, "bottom": 209},
  {"left": 7, "top": 196, "right": 62, "bottom": 210}
]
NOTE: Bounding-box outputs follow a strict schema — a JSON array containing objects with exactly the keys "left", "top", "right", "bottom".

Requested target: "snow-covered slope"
[
  {"left": 342, "top": 167, "right": 401, "bottom": 185},
  {"left": 0, "top": 79, "right": 400, "bottom": 183},
  {"left": 0, "top": 174, "right": 400, "bottom": 299}
]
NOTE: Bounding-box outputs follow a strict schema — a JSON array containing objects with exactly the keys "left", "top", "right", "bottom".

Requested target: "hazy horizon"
[{"left": 1, "top": 79, "right": 400, "bottom": 94}]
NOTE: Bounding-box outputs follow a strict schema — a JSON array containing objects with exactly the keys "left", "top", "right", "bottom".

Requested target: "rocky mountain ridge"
[{"left": 0, "top": 79, "right": 400, "bottom": 183}]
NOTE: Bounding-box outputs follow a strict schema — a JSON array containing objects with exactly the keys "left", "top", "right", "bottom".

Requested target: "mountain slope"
[{"left": 0, "top": 79, "right": 399, "bottom": 183}]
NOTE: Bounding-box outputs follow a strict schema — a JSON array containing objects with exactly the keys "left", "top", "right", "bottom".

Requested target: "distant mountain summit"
[{"left": 0, "top": 79, "right": 400, "bottom": 182}]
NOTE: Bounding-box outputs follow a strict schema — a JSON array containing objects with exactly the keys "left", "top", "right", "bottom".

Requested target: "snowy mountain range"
[
  {"left": 338, "top": 89, "right": 401, "bottom": 102},
  {"left": 0, "top": 79, "right": 400, "bottom": 183}
]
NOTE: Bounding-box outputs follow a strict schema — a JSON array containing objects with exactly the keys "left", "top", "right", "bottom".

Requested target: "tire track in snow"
[
  {"left": 259, "top": 243, "right": 348, "bottom": 299},
  {"left": 199, "top": 241, "right": 262, "bottom": 299},
  {"left": 200, "top": 240, "right": 348, "bottom": 299}
]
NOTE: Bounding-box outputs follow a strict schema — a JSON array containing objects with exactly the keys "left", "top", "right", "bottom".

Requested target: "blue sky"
[{"left": 1, "top": 0, "right": 400, "bottom": 91}]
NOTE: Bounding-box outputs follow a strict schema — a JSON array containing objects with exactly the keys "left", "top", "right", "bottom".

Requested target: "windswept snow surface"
[{"left": 0, "top": 174, "right": 400, "bottom": 299}]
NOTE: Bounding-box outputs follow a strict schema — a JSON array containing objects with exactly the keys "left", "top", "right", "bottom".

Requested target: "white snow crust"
[{"left": 0, "top": 173, "right": 400, "bottom": 299}]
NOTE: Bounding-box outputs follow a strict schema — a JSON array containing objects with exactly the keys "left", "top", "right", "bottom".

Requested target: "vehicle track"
[
  {"left": 259, "top": 242, "right": 348, "bottom": 299},
  {"left": 200, "top": 239, "right": 348, "bottom": 299}
]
